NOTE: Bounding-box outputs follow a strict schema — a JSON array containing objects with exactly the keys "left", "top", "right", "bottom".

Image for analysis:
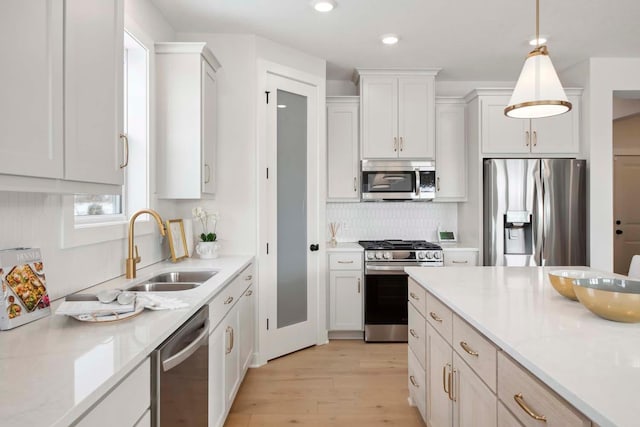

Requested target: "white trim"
[{"left": 255, "top": 59, "right": 327, "bottom": 365}]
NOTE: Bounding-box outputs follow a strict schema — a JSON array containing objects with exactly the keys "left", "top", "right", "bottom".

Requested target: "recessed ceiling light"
[
  {"left": 528, "top": 36, "right": 548, "bottom": 46},
  {"left": 311, "top": 0, "right": 336, "bottom": 12},
  {"left": 381, "top": 34, "right": 399, "bottom": 45}
]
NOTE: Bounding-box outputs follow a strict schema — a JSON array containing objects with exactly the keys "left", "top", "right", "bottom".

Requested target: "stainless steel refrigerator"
[{"left": 483, "top": 158, "right": 586, "bottom": 266}]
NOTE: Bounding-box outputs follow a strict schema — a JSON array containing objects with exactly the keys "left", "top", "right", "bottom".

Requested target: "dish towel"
[{"left": 137, "top": 294, "right": 189, "bottom": 311}]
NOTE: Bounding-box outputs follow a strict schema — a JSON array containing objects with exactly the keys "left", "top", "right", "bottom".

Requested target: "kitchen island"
[
  {"left": 0, "top": 255, "right": 253, "bottom": 427},
  {"left": 406, "top": 266, "right": 638, "bottom": 427}
]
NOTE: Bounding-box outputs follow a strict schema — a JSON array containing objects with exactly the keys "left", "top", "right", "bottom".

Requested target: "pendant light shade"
[{"left": 505, "top": 0, "right": 572, "bottom": 119}]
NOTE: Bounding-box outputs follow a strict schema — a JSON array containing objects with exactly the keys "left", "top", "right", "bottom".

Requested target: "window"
[{"left": 73, "top": 30, "right": 149, "bottom": 225}]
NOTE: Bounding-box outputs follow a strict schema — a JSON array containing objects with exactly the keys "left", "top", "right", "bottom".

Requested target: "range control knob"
[
  {"left": 417, "top": 251, "right": 426, "bottom": 260},
  {"left": 367, "top": 252, "right": 375, "bottom": 260},
  {"left": 425, "top": 251, "right": 434, "bottom": 260},
  {"left": 383, "top": 252, "right": 391, "bottom": 260},
  {"left": 375, "top": 252, "right": 383, "bottom": 259},
  {"left": 434, "top": 251, "right": 442, "bottom": 260}
]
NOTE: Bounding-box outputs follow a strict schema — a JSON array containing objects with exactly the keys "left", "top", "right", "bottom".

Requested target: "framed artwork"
[{"left": 166, "top": 219, "right": 189, "bottom": 262}]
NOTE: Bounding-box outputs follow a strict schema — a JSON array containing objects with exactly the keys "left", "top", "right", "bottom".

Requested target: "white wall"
[{"left": 613, "top": 97, "right": 640, "bottom": 120}]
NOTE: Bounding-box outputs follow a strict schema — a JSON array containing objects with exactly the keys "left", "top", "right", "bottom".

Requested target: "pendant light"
[{"left": 504, "top": 0, "right": 571, "bottom": 119}]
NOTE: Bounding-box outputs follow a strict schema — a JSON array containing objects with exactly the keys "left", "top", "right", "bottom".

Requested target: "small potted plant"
[{"left": 192, "top": 207, "right": 219, "bottom": 259}]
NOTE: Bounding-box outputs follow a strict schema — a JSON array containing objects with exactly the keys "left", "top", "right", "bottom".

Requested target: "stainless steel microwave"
[{"left": 361, "top": 160, "right": 436, "bottom": 201}]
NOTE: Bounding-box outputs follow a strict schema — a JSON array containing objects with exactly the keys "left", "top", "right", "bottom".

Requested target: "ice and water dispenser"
[{"left": 504, "top": 211, "right": 532, "bottom": 255}]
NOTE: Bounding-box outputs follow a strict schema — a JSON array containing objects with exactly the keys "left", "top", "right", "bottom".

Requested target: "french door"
[{"left": 265, "top": 73, "right": 319, "bottom": 360}]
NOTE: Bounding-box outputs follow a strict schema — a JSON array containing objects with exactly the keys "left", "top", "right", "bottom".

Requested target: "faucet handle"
[{"left": 134, "top": 245, "right": 141, "bottom": 263}]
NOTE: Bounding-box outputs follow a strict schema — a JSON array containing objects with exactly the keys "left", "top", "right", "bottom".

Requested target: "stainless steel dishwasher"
[{"left": 152, "top": 306, "right": 209, "bottom": 426}]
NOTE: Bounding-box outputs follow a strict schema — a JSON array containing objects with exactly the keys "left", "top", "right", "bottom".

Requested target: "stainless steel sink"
[
  {"left": 126, "top": 270, "right": 217, "bottom": 292},
  {"left": 146, "top": 271, "right": 217, "bottom": 284},
  {"left": 126, "top": 282, "right": 201, "bottom": 292}
]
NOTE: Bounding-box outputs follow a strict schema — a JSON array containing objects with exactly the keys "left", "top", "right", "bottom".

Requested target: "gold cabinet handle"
[
  {"left": 230, "top": 327, "right": 234, "bottom": 351},
  {"left": 224, "top": 296, "right": 234, "bottom": 305},
  {"left": 459, "top": 341, "right": 479, "bottom": 357},
  {"left": 337, "top": 260, "right": 354, "bottom": 264},
  {"left": 533, "top": 130, "right": 537, "bottom": 147},
  {"left": 225, "top": 326, "right": 233, "bottom": 354},
  {"left": 119, "top": 133, "right": 129, "bottom": 168},
  {"left": 409, "top": 375, "right": 419, "bottom": 388},
  {"left": 204, "top": 163, "right": 211, "bottom": 183},
  {"left": 525, "top": 130, "right": 530, "bottom": 147},
  {"left": 409, "top": 292, "right": 420, "bottom": 301},
  {"left": 245, "top": 290, "right": 253, "bottom": 296},
  {"left": 409, "top": 328, "right": 419, "bottom": 339},
  {"left": 430, "top": 312, "right": 443, "bottom": 323},
  {"left": 393, "top": 137, "right": 398, "bottom": 152},
  {"left": 353, "top": 177, "right": 357, "bottom": 192},
  {"left": 245, "top": 275, "right": 253, "bottom": 281},
  {"left": 514, "top": 393, "right": 547, "bottom": 422},
  {"left": 452, "top": 260, "right": 468, "bottom": 264},
  {"left": 437, "top": 176, "right": 441, "bottom": 192},
  {"left": 449, "top": 369, "right": 456, "bottom": 402},
  {"left": 357, "top": 278, "right": 361, "bottom": 294},
  {"left": 399, "top": 136, "right": 404, "bottom": 151},
  {"left": 442, "top": 364, "right": 449, "bottom": 395}
]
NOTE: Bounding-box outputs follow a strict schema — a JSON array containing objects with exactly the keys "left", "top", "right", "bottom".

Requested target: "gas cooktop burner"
[{"left": 358, "top": 240, "right": 442, "bottom": 251}]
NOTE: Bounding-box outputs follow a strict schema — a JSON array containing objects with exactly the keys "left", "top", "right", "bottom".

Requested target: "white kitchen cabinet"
[
  {"left": 443, "top": 248, "right": 479, "bottom": 267},
  {"left": 479, "top": 90, "right": 581, "bottom": 156},
  {"left": 327, "top": 97, "right": 359, "bottom": 201},
  {"left": 359, "top": 70, "right": 438, "bottom": 160},
  {"left": 453, "top": 352, "right": 497, "bottom": 427},
  {"left": 427, "top": 322, "right": 454, "bottom": 427},
  {"left": 208, "top": 263, "right": 254, "bottom": 427},
  {"left": 435, "top": 99, "right": 467, "bottom": 202},
  {"left": 0, "top": 0, "right": 63, "bottom": 179},
  {"left": 64, "top": 0, "right": 125, "bottom": 185},
  {"left": 75, "top": 358, "right": 150, "bottom": 427},
  {"left": 156, "top": 42, "right": 221, "bottom": 199},
  {"left": 408, "top": 346, "right": 427, "bottom": 421},
  {"left": 328, "top": 252, "right": 363, "bottom": 332}
]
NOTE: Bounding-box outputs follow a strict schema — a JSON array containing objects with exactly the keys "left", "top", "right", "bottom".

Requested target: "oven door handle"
[
  {"left": 366, "top": 265, "right": 408, "bottom": 275},
  {"left": 162, "top": 319, "right": 210, "bottom": 372}
]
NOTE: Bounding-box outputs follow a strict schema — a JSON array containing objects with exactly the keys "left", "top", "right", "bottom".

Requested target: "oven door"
[{"left": 364, "top": 265, "right": 409, "bottom": 342}]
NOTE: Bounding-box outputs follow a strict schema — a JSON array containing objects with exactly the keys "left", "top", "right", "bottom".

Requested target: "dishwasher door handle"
[{"left": 162, "top": 319, "right": 210, "bottom": 372}]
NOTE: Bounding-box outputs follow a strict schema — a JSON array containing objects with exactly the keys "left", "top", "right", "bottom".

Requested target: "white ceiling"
[{"left": 149, "top": 0, "right": 640, "bottom": 81}]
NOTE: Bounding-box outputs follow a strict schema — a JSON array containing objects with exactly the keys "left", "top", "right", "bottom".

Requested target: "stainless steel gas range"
[{"left": 358, "top": 240, "right": 443, "bottom": 342}]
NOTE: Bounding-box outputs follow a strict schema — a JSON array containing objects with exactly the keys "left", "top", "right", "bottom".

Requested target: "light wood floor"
[{"left": 224, "top": 340, "right": 426, "bottom": 427}]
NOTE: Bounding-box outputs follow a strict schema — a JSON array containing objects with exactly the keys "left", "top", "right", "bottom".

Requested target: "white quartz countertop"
[
  {"left": 326, "top": 242, "right": 364, "bottom": 252},
  {"left": 0, "top": 255, "right": 253, "bottom": 427},
  {"left": 405, "top": 266, "right": 638, "bottom": 427}
]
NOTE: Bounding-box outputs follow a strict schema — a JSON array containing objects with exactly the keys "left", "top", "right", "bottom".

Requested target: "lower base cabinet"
[{"left": 208, "top": 265, "right": 255, "bottom": 427}]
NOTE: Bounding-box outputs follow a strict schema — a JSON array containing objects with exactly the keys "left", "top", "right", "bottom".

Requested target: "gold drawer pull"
[
  {"left": 449, "top": 368, "right": 456, "bottom": 402},
  {"left": 224, "top": 296, "right": 234, "bottom": 305},
  {"left": 459, "top": 341, "right": 479, "bottom": 357},
  {"left": 452, "top": 260, "right": 468, "bottom": 264},
  {"left": 337, "top": 260, "right": 354, "bottom": 264},
  {"left": 442, "top": 364, "right": 449, "bottom": 395},
  {"left": 245, "top": 290, "right": 253, "bottom": 296},
  {"left": 245, "top": 275, "right": 253, "bottom": 281},
  {"left": 409, "top": 329, "right": 419, "bottom": 339},
  {"left": 409, "top": 292, "right": 420, "bottom": 301},
  {"left": 430, "top": 312, "right": 443, "bottom": 323},
  {"left": 409, "top": 375, "right": 419, "bottom": 388},
  {"left": 514, "top": 393, "right": 547, "bottom": 422}
]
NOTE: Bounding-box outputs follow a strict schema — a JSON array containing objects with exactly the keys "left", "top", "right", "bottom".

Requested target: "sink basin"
[
  {"left": 126, "top": 282, "right": 201, "bottom": 292},
  {"left": 146, "top": 271, "right": 217, "bottom": 284}
]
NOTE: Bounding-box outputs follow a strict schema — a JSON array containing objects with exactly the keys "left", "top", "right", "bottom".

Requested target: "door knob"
[
  {"left": 310, "top": 244, "right": 319, "bottom": 251},
  {"left": 616, "top": 230, "right": 623, "bottom": 235}
]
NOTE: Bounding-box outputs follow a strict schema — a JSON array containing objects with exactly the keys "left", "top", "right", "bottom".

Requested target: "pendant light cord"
[{"left": 536, "top": 0, "right": 540, "bottom": 47}]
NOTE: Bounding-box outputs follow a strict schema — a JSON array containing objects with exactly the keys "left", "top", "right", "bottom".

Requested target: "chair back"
[{"left": 629, "top": 255, "right": 640, "bottom": 279}]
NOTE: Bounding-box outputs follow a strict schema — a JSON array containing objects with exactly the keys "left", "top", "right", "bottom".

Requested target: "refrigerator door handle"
[{"left": 534, "top": 164, "right": 544, "bottom": 266}]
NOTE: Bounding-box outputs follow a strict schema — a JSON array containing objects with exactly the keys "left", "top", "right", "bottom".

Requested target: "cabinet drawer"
[
  {"left": 329, "top": 252, "right": 363, "bottom": 270},
  {"left": 453, "top": 315, "right": 497, "bottom": 392},
  {"left": 498, "top": 352, "right": 590, "bottom": 427},
  {"left": 408, "top": 347, "right": 426, "bottom": 422},
  {"left": 425, "top": 292, "right": 453, "bottom": 344},
  {"left": 209, "top": 263, "right": 254, "bottom": 328},
  {"left": 408, "top": 303, "right": 426, "bottom": 369},
  {"left": 408, "top": 278, "right": 426, "bottom": 316},
  {"left": 443, "top": 250, "right": 478, "bottom": 266},
  {"left": 76, "top": 358, "right": 150, "bottom": 427},
  {"left": 498, "top": 402, "right": 524, "bottom": 427}
]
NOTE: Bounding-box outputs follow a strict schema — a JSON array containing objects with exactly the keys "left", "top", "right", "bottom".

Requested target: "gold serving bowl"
[
  {"left": 572, "top": 277, "right": 640, "bottom": 323},
  {"left": 547, "top": 270, "right": 600, "bottom": 301}
]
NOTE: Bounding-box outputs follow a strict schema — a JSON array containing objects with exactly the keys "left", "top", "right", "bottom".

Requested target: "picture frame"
[{"left": 166, "top": 219, "right": 189, "bottom": 262}]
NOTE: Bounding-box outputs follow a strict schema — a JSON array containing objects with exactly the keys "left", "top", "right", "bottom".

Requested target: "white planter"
[{"left": 196, "top": 241, "right": 219, "bottom": 259}]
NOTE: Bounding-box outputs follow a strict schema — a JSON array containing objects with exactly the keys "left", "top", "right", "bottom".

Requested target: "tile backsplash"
[{"left": 327, "top": 202, "right": 457, "bottom": 242}]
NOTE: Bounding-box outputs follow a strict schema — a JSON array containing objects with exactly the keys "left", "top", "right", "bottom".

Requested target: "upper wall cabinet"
[
  {"left": 478, "top": 89, "right": 581, "bottom": 156},
  {"left": 435, "top": 99, "right": 467, "bottom": 202},
  {"left": 327, "top": 97, "right": 359, "bottom": 201},
  {"left": 0, "top": 0, "right": 125, "bottom": 191},
  {"left": 156, "top": 43, "right": 221, "bottom": 199},
  {"left": 358, "top": 70, "right": 439, "bottom": 160},
  {"left": 65, "top": 0, "right": 125, "bottom": 185}
]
